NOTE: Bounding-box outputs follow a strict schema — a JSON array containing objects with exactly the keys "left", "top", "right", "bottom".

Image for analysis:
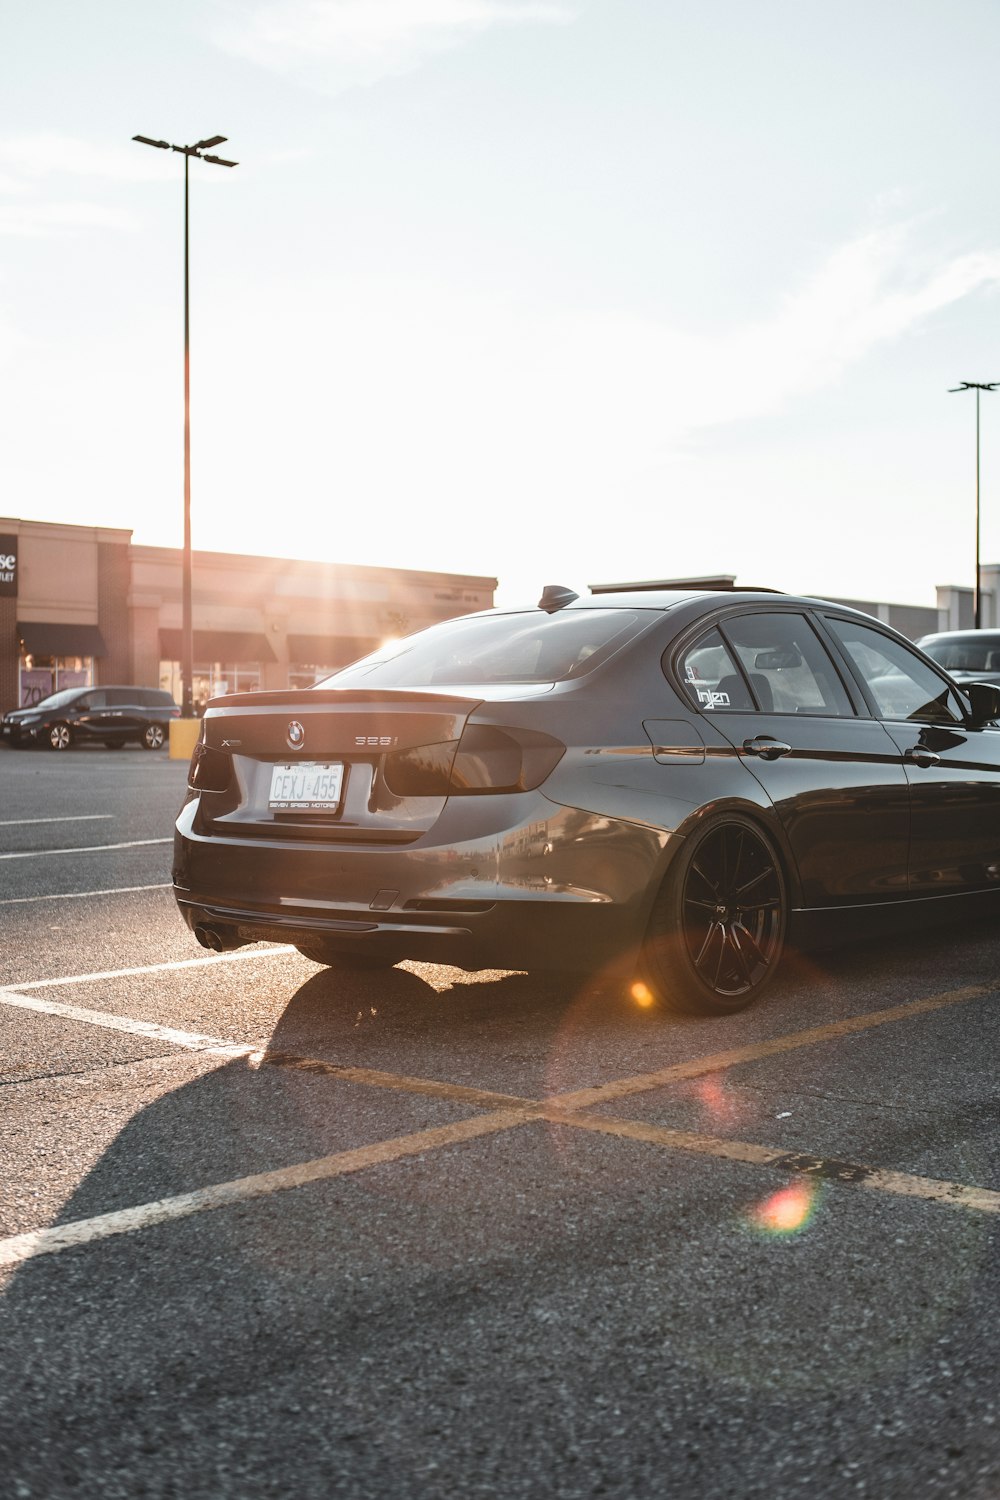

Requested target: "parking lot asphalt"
[{"left": 1, "top": 745, "right": 998, "bottom": 1499}]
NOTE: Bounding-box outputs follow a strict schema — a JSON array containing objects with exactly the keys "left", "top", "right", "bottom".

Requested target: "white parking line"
[
  {"left": 0, "top": 839, "right": 172, "bottom": 861},
  {"left": 0, "top": 989, "right": 252, "bottom": 1055},
  {"left": 0, "top": 883, "right": 172, "bottom": 906},
  {"left": 3, "top": 946, "right": 294, "bottom": 993},
  {"left": 0, "top": 989, "right": 532, "bottom": 1110},
  {"left": 0, "top": 815, "right": 114, "bottom": 827}
]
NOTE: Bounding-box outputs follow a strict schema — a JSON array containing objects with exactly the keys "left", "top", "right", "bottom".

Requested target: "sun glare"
[
  {"left": 630, "top": 982, "right": 655, "bottom": 1008},
  {"left": 745, "top": 1179, "right": 818, "bottom": 1236}
]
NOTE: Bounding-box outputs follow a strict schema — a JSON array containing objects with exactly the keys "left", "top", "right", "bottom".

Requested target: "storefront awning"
[
  {"left": 158, "top": 629, "right": 277, "bottom": 663},
  {"left": 18, "top": 621, "right": 107, "bottom": 658},
  {"left": 287, "top": 634, "right": 380, "bottom": 665}
]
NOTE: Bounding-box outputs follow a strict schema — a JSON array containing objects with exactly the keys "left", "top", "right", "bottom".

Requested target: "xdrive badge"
[{"left": 286, "top": 720, "right": 305, "bottom": 750}]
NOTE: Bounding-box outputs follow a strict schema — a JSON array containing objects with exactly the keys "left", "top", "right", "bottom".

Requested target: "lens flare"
[
  {"left": 630, "top": 981, "right": 654, "bottom": 1008},
  {"left": 745, "top": 1178, "right": 818, "bottom": 1235},
  {"left": 693, "top": 1071, "right": 740, "bottom": 1123}
]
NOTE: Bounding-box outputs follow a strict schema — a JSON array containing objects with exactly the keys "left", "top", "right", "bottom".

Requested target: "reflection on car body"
[{"left": 173, "top": 586, "right": 1000, "bottom": 1016}]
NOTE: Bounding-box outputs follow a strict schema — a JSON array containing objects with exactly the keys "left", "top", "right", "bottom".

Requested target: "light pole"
[
  {"left": 949, "top": 380, "right": 999, "bottom": 630},
  {"left": 133, "top": 133, "right": 238, "bottom": 717}
]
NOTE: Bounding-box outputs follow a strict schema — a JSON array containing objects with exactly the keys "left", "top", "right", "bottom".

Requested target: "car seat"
[
  {"left": 713, "top": 674, "right": 755, "bottom": 710},
  {"left": 748, "top": 672, "right": 775, "bottom": 711}
]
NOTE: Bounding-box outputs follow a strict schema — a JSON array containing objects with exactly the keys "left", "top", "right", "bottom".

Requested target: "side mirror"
[{"left": 963, "top": 681, "right": 1000, "bottom": 724}]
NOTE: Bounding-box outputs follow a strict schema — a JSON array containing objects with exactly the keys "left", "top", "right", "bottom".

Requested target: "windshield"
[
  {"left": 20, "top": 687, "right": 83, "bottom": 711},
  {"left": 922, "top": 637, "right": 1000, "bottom": 673},
  {"left": 318, "top": 609, "right": 648, "bottom": 688}
]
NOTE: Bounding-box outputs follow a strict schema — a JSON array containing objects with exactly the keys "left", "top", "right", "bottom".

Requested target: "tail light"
[
  {"left": 188, "top": 740, "right": 233, "bottom": 793},
  {"left": 384, "top": 725, "right": 564, "bottom": 797}
]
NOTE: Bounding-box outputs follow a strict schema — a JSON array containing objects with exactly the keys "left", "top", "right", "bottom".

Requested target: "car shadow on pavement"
[
  {"left": 1, "top": 934, "right": 998, "bottom": 1498},
  {"left": 0, "top": 958, "right": 690, "bottom": 1497}
]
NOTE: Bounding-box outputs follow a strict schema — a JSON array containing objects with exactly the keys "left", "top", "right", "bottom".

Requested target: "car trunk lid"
[{"left": 196, "top": 688, "right": 484, "bottom": 843}]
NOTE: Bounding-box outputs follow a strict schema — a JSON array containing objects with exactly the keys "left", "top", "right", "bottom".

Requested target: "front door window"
[{"left": 823, "top": 618, "right": 964, "bottom": 725}]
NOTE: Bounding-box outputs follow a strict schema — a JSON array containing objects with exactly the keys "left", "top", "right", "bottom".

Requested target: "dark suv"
[{"left": 2, "top": 686, "right": 181, "bottom": 750}]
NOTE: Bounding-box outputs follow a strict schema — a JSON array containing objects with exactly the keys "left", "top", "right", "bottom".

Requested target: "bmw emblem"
[{"left": 286, "top": 720, "right": 305, "bottom": 750}]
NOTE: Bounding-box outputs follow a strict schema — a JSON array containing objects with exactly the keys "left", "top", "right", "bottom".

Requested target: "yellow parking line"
[
  {"left": 0, "top": 1109, "right": 534, "bottom": 1271},
  {"left": 4, "top": 1095, "right": 998, "bottom": 1274},
  {"left": 254, "top": 1051, "right": 533, "bottom": 1111},
  {"left": 858, "top": 1167, "right": 1000, "bottom": 1214},
  {"left": 550, "top": 985, "right": 990, "bottom": 1110},
  {"left": 2, "top": 979, "right": 996, "bottom": 1270},
  {"left": 539, "top": 1108, "right": 1000, "bottom": 1215}
]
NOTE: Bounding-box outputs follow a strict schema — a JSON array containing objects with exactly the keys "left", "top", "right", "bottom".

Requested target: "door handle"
[
  {"left": 905, "top": 746, "right": 941, "bottom": 768},
  {"left": 742, "top": 737, "right": 792, "bottom": 761}
]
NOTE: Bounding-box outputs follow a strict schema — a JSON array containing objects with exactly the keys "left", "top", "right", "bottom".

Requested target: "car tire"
[
  {"left": 295, "top": 941, "right": 398, "bottom": 971},
  {"left": 48, "top": 722, "right": 72, "bottom": 751},
  {"left": 639, "top": 814, "right": 786, "bottom": 1016},
  {"left": 142, "top": 724, "right": 166, "bottom": 750}
]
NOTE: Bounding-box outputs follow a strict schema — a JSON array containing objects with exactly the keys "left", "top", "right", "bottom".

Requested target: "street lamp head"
[
  {"left": 949, "top": 381, "right": 1000, "bottom": 392},
  {"left": 133, "top": 134, "right": 238, "bottom": 167}
]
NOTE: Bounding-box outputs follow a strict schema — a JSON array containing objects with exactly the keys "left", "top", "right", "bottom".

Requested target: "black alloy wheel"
[
  {"left": 143, "top": 723, "right": 166, "bottom": 750},
  {"left": 295, "top": 940, "right": 399, "bottom": 971},
  {"left": 48, "top": 722, "right": 72, "bottom": 751},
  {"left": 641, "top": 815, "right": 786, "bottom": 1015}
]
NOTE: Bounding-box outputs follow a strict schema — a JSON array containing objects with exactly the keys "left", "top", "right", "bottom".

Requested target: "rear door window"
[
  {"left": 677, "top": 629, "right": 753, "bottom": 711},
  {"left": 722, "top": 613, "right": 855, "bottom": 717}
]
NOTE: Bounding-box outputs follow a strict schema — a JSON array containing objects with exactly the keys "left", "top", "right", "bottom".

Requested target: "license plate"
[{"left": 268, "top": 762, "right": 344, "bottom": 812}]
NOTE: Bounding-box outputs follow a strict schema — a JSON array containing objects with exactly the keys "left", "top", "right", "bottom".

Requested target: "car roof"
[
  {"left": 494, "top": 588, "right": 891, "bottom": 620},
  {"left": 54, "top": 684, "right": 176, "bottom": 698},
  {"left": 562, "top": 588, "right": 773, "bottom": 610},
  {"left": 918, "top": 629, "right": 1000, "bottom": 644}
]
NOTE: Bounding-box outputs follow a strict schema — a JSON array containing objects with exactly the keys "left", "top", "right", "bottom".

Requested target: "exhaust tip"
[{"left": 194, "top": 924, "right": 225, "bottom": 952}]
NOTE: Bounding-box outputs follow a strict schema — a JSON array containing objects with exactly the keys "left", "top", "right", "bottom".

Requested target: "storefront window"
[
  {"left": 19, "top": 655, "right": 92, "bottom": 707},
  {"left": 288, "top": 662, "right": 337, "bottom": 689},
  {"left": 160, "top": 660, "right": 261, "bottom": 714}
]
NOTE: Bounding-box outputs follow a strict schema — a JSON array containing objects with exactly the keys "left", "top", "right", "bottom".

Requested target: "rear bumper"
[{"left": 173, "top": 792, "right": 673, "bottom": 974}]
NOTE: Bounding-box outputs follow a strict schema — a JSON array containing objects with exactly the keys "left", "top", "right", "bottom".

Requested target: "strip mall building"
[
  {"left": 0, "top": 517, "right": 496, "bottom": 715},
  {"left": 1, "top": 514, "right": 994, "bottom": 717}
]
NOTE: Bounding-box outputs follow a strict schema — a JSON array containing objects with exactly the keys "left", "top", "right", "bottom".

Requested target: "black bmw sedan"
[{"left": 173, "top": 586, "right": 1000, "bottom": 1015}]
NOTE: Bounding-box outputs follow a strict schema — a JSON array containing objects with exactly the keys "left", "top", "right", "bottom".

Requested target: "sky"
[{"left": 4, "top": 0, "right": 1000, "bottom": 610}]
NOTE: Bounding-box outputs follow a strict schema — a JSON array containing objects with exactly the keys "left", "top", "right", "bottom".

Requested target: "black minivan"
[{"left": 2, "top": 686, "right": 181, "bottom": 750}]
